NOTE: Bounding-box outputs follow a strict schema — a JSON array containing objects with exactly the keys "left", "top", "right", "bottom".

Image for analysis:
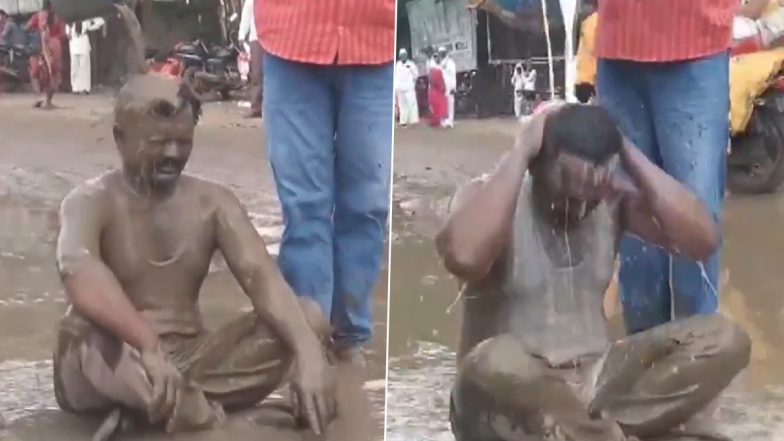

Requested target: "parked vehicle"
[
  {"left": 574, "top": 7, "right": 784, "bottom": 194},
  {"left": 0, "top": 44, "right": 31, "bottom": 92},
  {"left": 173, "top": 39, "right": 243, "bottom": 101}
]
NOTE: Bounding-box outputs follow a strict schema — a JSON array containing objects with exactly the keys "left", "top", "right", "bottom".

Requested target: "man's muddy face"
[
  {"left": 116, "top": 110, "right": 195, "bottom": 192},
  {"left": 540, "top": 152, "right": 618, "bottom": 223}
]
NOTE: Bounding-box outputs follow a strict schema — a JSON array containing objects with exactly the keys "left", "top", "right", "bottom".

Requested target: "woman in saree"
[
  {"left": 26, "top": 0, "right": 65, "bottom": 109},
  {"left": 428, "top": 61, "right": 448, "bottom": 127}
]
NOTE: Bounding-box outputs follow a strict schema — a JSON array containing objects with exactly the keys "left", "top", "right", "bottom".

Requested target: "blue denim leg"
[
  {"left": 598, "top": 59, "right": 672, "bottom": 333},
  {"left": 647, "top": 51, "right": 729, "bottom": 320},
  {"left": 331, "top": 63, "right": 393, "bottom": 346},
  {"left": 263, "top": 53, "right": 336, "bottom": 317}
]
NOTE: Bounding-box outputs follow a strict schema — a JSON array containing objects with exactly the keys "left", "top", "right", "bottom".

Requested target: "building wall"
[
  {"left": 0, "top": 0, "right": 42, "bottom": 15},
  {"left": 141, "top": 0, "right": 222, "bottom": 52}
]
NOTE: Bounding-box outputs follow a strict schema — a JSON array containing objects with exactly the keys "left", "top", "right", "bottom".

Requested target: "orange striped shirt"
[
  {"left": 255, "top": 0, "right": 396, "bottom": 65},
  {"left": 596, "top": 0, "right": 738, "bottom": 62}
]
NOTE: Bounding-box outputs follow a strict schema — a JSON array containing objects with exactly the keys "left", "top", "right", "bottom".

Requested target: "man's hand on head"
[{"left": 514, "top": 100, "right": 564, "bottom": 163}]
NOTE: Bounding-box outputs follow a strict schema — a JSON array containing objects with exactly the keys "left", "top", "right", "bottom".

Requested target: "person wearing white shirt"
[
  {"left": 239, "top": 0, "right": 262, "bottom": 118},
  {"left": 511, "top": 62, "right": 526, "bottom": 118},
  {"left": 395, "top": 48, "right": 420, "bottom": 126},
  {"left": 438, "top": 46, "right": 457, "bottom": 128},
  {"left": 66, "top": 18, "right": 104, "bottom": 94}
]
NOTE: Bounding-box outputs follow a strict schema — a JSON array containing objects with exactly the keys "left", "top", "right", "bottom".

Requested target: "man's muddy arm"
[
  {"left": 56, "top": 190, "right": 160, "bottom": 352},
  {"left": 213, "top": 188, "right": 323, "bottom": 356},
  {"left": 619, "top": 141, "right": 719, "bottom": 261},
  {"left": 436, "top": 148, "right": 528, "bottom": 282}
]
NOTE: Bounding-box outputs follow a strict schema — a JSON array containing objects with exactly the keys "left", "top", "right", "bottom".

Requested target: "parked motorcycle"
[
  {"left": 173, "top": 39, "right": 243, "bottom": 102},
  {"left": 455, "top": 70, "right": 479, "bottom": 118},
  {"left": 0, "top": 44, "right": 31, "bottom": 92},
  {"left": 726, "top": 12, "right": 784, "bottom": 194},
  {"left": 574, "top": 7, "right": 784, "bottom": 194}
]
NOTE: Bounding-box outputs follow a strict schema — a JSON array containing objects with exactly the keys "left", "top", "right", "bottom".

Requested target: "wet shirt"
[
  {"left": 255, "top": 0, "right": 395, "bottom": 65},
  {"left": 451, "top": 174, "right": 619, "bottom": 365},
  {"left": 597, "top": 0, "right": 737, "bottom": 62}
]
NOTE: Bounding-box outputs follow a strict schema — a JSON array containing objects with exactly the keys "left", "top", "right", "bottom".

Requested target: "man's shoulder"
[
  {"left": 180, "top": 174, "right": 243, "bottom": 209},
  {"left": 63, "top": 170, "right": 117, "bottom": 205}
]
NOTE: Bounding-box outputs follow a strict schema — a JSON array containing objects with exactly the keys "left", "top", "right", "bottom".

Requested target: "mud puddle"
[{"left": 387, "top": 123, "right": 784, "bottom": 440}]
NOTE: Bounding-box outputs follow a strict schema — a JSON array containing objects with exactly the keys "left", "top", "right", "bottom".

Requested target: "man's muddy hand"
[
  {"left": 140, "top": 347, "right": 182, "bottom": 425},
  {"left": 291, "top": 350, "right": 337, "bottom": 436},
  {"left": 514, "top": 100, "right": 564, "bottom": 162}
]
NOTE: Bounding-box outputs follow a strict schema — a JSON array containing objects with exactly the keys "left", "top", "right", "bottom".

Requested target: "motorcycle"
[
  {"left": 455, "top": 70, "right": 479, "bottom": 117},
  {"left": 173, "top": 39, "right": 243, "bottom": 102},
  {"left": 726, "top": 11, "right": 784, "bottom": 194},
  {"left": 0, "top": 44, "right": 31, "bottom": 92},
  {"left": 574, "top": 7, "right": 784, "bottom": 194}
]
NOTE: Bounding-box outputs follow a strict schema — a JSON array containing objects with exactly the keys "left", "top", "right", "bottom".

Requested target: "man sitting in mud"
[
  {"left": 436, "top": 103, "right": 752, "bottom": 441},
  {"left": 53, "top": 73, "right": 335, "bottom": 438}
]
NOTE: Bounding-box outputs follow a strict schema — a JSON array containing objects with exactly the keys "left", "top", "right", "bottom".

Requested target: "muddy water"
[
  {"left": 0, "top": 95, "right": 386, "bottom": 440},
  {"left": 387, "top": 122, "right": 784, "bottom": 440}
]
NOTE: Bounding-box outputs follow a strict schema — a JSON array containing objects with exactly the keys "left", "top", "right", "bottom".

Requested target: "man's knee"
[
  {"left": 459, "top": 334, "right": 543, "bottom": 397},
  {"left": 680, "top": 314, "right": 751, "bottom": 372},
  {"left": 710, "top": 315, "right": 752, "bottom": 372}
]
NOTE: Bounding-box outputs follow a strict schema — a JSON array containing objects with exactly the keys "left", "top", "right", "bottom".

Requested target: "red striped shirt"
[
  {"left": 256, "top": 0, "right": 396, "bottom": 65},
  {"left": 596, "top": 0, "right": 738, "bottom": 62}
]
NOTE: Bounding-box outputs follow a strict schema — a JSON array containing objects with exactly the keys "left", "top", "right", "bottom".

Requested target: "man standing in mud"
[
  {"left": 256, "top": 0, "right": 395, "bottom": 365},
  {"left": 53, "top": 74, "right": 335, "bottom": 438},
  {"left": 436, "top": 104, "right": 751, "bottom": 441}
]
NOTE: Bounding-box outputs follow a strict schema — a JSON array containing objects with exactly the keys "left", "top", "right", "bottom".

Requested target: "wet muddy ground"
[
  {"left": 0, "top": 93, "right": 387, "bottom": 441},
  {"left": 387, "top": 121, "right": 784, "bottom": 440}
]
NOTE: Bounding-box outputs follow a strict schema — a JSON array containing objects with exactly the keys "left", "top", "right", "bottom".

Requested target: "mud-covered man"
[
  {"left": 437, "top": 104, "right": 751, "bottom": 441},
  {"left": 53, "top": 74, "right": 335, "bottom": 437}
]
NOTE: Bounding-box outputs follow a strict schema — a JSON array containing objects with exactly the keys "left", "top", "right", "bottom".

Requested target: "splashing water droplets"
[{"left": 564, "top": 199, "right": 576, "bottom": 303}]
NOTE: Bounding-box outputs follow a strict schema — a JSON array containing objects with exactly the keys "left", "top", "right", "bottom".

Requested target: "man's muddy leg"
[
  {"left": 452, "top": 334, "right": 627, "bottom": 441},
  {"left": 186, "top": 299, "right": 332, "bottom": 412},
  {"left": 592, "top": 314, "right": 750, "bottom": 438}
]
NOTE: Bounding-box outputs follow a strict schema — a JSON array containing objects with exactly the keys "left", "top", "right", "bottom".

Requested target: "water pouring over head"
[{"left": 529, "top": 104, "right": 623, "bottom": 224}]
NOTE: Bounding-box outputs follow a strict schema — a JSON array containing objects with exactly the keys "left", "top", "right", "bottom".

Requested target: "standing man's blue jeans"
[
  {"left": 262, "top": 53, "right": 393, "bottom": 348},
  {"left": 597, "top": 51, "right": 729, "bottom": 334}
]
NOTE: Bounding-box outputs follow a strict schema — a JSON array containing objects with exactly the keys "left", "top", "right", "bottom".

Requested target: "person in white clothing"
[
  {"left": 438, "top": 46, "right": 457, "bottom": 128},
  {"left": 395, "top": 48, "right": 420, "bottom": 127},
  {"left": 239, "top": 0, "right": 262, "bottom": 118},
  {"left": 522, "top": 61, "right": 537, "bottom": 114},
  {"left": 66, "top": 18, "right": 104, "bottom": 94},
  {"left": 511, "top": 62, "right": 526, "bottom": 118}
]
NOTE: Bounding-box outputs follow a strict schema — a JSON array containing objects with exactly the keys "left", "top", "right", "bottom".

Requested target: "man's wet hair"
[
  {"left": 0, "top": 9, "right": 7, "bottom": 17},
  {"left": 541, "top": 104, "right": 622, "bottom": 164},
  {"left": 114, "top": 74, "right": 202, "bottom": 130}
]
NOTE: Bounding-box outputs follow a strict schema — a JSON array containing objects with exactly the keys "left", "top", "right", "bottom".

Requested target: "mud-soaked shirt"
[{"left": 453, "top": 175, "right": 620, "bottom": 365}]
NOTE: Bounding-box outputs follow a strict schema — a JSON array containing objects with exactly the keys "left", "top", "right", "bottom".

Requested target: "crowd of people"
[
  {"left": 394, "top": 50, "right": 545, "bottom": 128},
  {"left": 394, "top": 45, "right": 459, "bottom": 128}
]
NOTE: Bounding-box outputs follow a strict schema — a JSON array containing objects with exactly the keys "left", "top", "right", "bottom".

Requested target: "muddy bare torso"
[
  {"left": 63, "top": 170, "right": 225, "bottom": 336},
  {"left": 459, "top": 177, "right": 621, "bottom": 364}
]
